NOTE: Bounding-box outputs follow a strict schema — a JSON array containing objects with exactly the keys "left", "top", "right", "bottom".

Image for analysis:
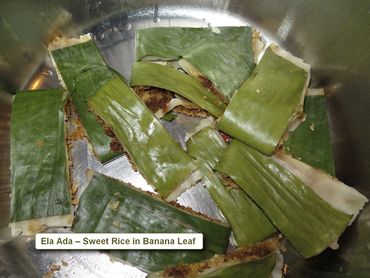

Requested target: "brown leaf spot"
[
  {"left": 109, "top": 200, "right": 120, "bottom": 211},
  {"left": 36, "top": 139, "right": 44, "bottom": 148}
]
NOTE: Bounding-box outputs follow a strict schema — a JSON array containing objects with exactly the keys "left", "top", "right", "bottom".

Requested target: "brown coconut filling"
[
  {"left": 195, "top": 74, "right": 229, "bottom": 105},
  {"left": 64, "top": 99, "right": 85, "bottom": 204},
  {"left": 95, "top": 115, "right": 123, "bottom": 153},
  {"left": 133, "top": 85, "right": 209, "bottom": 117},
  {"left": 160, "top": 237, "right": 279, "bottom": 278}
]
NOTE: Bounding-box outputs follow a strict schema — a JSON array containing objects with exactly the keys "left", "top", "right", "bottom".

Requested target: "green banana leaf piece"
[
  {"left": 136, "top": 27, "right": 255, "bottom": 99},
  {"left": 215, "top": 140, "right": 351, "bottom": 258},
  {"left": 10, "top": 89, "right": 72, "bottom": 236},
  {"left": 130, "top": 62, "right": 227, "bottom": 117},
  {"left": 284, "top": 95, "right": 335, "bottom": 176},
  {"left": 217, "top": 45, "right": 310, "bottom": 155},
  {"left": 88, "top": 76, "right": 200, "bottom": 200},
  {"left": 187, "top": 128, "right": 276, "bottom": 246},
  {"left": 161, "top": 112, "right": 177, "bottom": 122},
  {"left": 50, "top": 37, "right": 119, "bottom": 162},
  {"left": 272, "top": 152, "right": 367, "bottom": 219},
  {"left": 74, "top": 171, "right": 231, "bottom": 272},
  {"left": 149, "top": 238, "right": 280, "bottom": 278}
]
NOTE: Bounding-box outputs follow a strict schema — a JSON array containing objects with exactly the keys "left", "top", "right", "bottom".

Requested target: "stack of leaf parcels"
[{"left": 9, "top": 26, "right": 368, "bottom": 277}]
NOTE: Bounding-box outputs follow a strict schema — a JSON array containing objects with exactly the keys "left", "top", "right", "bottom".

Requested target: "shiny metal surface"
[{"left": 1, "top": 0, "right": 370, "bottom": 277}]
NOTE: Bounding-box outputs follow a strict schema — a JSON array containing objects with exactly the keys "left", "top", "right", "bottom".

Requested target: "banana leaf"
[
  {"left": 10, "top": 89, "right": 72, "bottom": 236},
  {"left": 49, "top": 35, "right": 119, "bottom": 163},
  {"left": 187, "top": 128, "right": 276, "bottom": 246},
  {"left": 215, "top": 140, "right": 352, "bottom": 258},
  {"left": 135, "top": 27, "right": 255, "bottom": 99},
  {"left": 130, "top": 62, "right": 227, "bottom": 117},
  {"left": 74, "top": 171, "right": 231, "bottom": 272},
  {"left": 148, "top": 238, "right": 281, "bottom": 278},
  {"left": 217, "top": 45, "right": 310, "bottom": 156},
  {"left": 284, "top": 95, "right": 336, "bottom": 176},
  {"left": 88, "top": 76, "right": 200, "bottom": 200},
  {"left": 273, "top": 152, "right": 368, "bottom": 221}
]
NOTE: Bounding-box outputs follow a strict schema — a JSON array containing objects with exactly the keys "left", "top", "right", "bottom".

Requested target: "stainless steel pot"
[{"left": 1, "top": 0, "right": 369, "bottom": 277}]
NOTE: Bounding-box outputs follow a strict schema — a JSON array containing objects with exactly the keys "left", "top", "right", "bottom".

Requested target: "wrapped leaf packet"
[
  {"left": 215, "top": 140, "right": 354, "bottom": 258},
  {"left": 148, "top": 238, "right": 282, "bottom": 278},
  {"left": 10, "top": 89, "right": 72, "bottom": 236},
  {"left": 74, "top": 171, "right": 231, "bottom": 272},
  {"left": 273, "top": 152, "right": 368, "bottom": 224},
  {"left": 283, "top": 93, "right": 336, "bottom": 176},
  {"left": 187, "top": 128, "right": 276, "bottom": 246},
  {"left": 130, "top": 62, "right": 227, "bottom": 117},
  {"left": 218, "top": 45, "right": 310, "bottom": 156},
  {"left": 49, "top": 35, "right": 120, "bottom": 163},
  {"left": 136, "top": 26, "right": 255, "bottom": 99},
  {"left": 88, "top": 76, "right": 201, "bottom": 200}
]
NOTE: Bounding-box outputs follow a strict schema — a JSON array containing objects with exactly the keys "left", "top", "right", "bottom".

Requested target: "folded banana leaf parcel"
[
  {"left": 215, "top": 140, "right": 367, "bottom": 258},
  {"left": 49, "top": 35, "right": 120, "bottom": 163},
  {"left": 88, "top": 75, "right": 201, "bottom": 201},
  {"left": 186, "top": 128, "right": 276, "bottom": 247},
  {"left": 10, "top": 89, "right": 73, "bottom": 236},
  {"left": 272, "top": 152, "right": 367, "bottom": 222},
  {"left": 135, "top": 26, "right": 256, "bottom": 100},
  {"left": 218, "top": 45, "right": 310, "bottom": 155},
  {"left": 74, "top": 171, "right": 231, "bottom": 272}
]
